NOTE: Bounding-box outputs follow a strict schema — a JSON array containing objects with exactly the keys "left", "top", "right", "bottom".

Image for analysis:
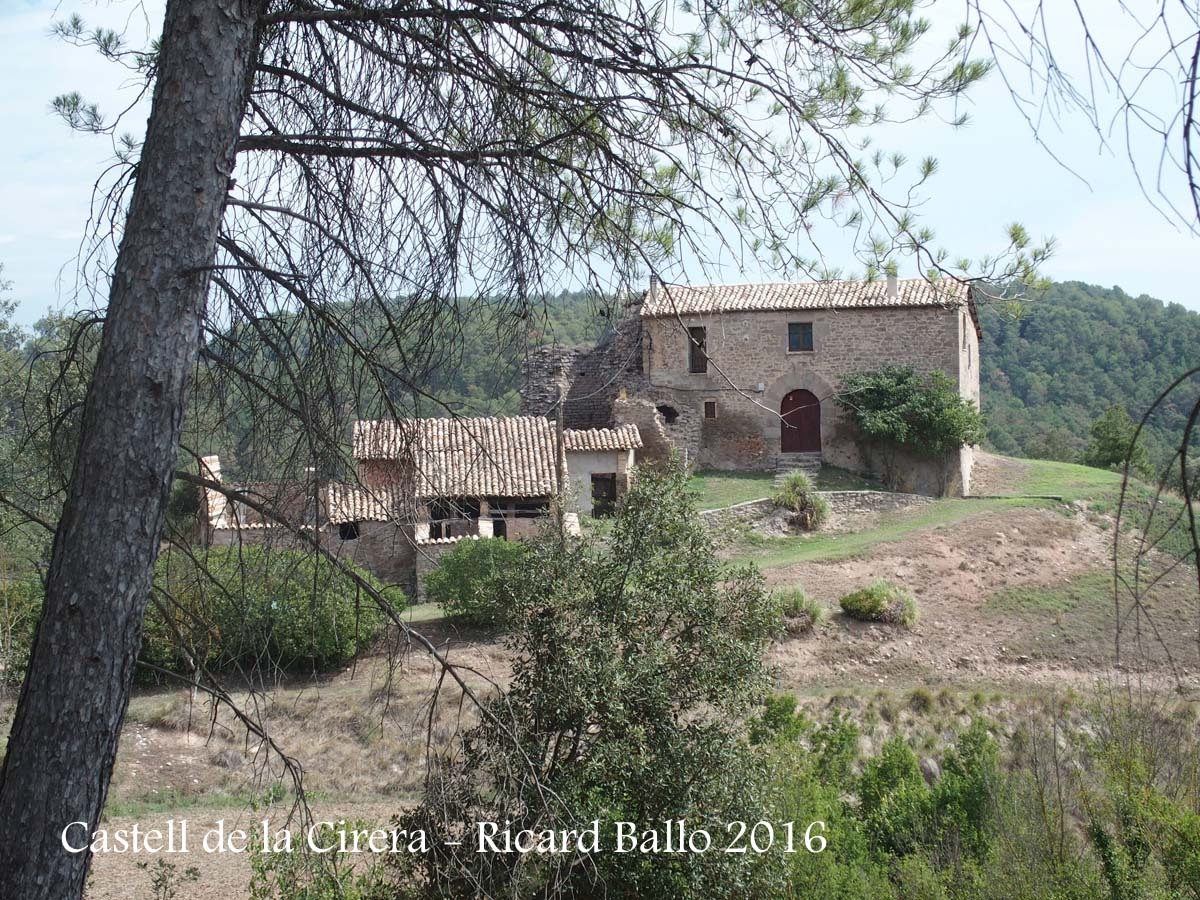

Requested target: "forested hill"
[{"left": 978, "top": 280, "right": 1200, "bottom": 464}]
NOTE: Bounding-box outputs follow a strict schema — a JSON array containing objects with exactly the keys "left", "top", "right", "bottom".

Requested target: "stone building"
[
  {"left": 200, "top": 417, "right": 642, "bottom": 598},
  {"left": 523, "top": 275, "right": 981, "bottom": 495}
]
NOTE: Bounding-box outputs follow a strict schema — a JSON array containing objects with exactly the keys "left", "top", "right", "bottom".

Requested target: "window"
[
  {"left": 338, "top": 521, "right": 360, "bottom": 541},
  {"left": 591, "top": 473, "right": 617, "bottom": 517},
  {"left": 688, "top": 326, "right": 707, "bottom": 373},
  {"left": 788, "top": 321, "right": 814, "bottom": 352},
  {"left": 704, "top": 400, "right": 717, "bottom": 419}
]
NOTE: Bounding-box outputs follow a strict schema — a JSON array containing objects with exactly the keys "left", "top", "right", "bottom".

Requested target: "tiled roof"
[
  {"left": 563, "top": 424, "right": 643, "bottom": 451},
  {"left": 354, "top": 416, "right": 639, "bottom": 500},
  {"left": 357, "top": 416, "right": 557, "bottom": 498},
  {"left": 327, "top": 483, "right": 403, "bottom": 524},
  {"left": 640, "top": 278, "right": 971, "bottom": 317}
]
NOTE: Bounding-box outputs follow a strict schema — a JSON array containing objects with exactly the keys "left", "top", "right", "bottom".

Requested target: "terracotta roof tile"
[
  {"left": 563, "top": 424, "right": 643, "bottom": 451},
  {"left": 640, "top": 278, "right": 970, "bottom": 317},
  {"left": 327, "top": 483, "right": 403, "bottom": 524},
  {"left": 354, "top": 416, "right": 639, "bottom": 500}
]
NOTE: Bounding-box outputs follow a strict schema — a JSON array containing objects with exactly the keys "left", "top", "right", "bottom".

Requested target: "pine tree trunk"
[{"left": 0, "top": 2, "right": 260, "bottom": 895}]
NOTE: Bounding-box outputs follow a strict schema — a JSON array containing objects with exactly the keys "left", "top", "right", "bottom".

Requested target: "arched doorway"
[{"left": 781, "top": 389, "right": 821, "bottom": 453}]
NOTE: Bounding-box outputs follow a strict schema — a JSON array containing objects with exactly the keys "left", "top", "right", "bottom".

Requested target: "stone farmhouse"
[
  {"left": 201, "top": 416, "right": 642, "bottom": 597},
  {"left": 522, "top": 275, "right": 981, "bottom": 495}
]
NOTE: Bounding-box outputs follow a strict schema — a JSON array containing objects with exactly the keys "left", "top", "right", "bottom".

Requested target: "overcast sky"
[{"left": 1, "top": 0, "right": 1198, "bottom": 328}]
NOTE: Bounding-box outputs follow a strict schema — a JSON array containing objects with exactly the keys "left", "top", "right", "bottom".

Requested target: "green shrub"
[
  {"left": 772, "top": 472, "right": 828, "bottom": 530},
  {"left": 859, "top": 736, "right": 933, "bottom": 857},
  {"left": 749, "top": 693, "right": 811, "bottom": 745},
  {"left": 836, "top": 366, "right": 986, "bottom": 459},
  {"left": 774, "top": 586, "right": 826, "bottom": 636},
  {"left": 840, "top": 580, "right": 919, "bottom": 629},
  {"left": 423, "top": 537, "right": 528, "bottom": 626},
  {"left": 145, "top": 547, "right": 389, "bottom": 675}
]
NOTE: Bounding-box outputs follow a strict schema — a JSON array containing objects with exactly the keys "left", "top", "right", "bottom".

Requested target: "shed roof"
[{"left": 563, "top": 424, "right": 643, "bottom": 452}]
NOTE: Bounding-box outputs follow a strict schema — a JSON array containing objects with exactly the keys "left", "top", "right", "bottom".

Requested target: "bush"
[
  {"left": 144, "top": 547, "right": 389, "bottom": 676},
  {"left": 774, "top": 586, "right": 825, "bottom": 636},
  {"left": 396, "top": 461, "right": 782, "bottom": 897},
  {"left": 836, "top": 366, "right": 984, "bottom": 490},
  {"left": 840, "top": 580, "right": 919, "bottom": 628},
  {"left": 423, "top": 537, "right": 528, "bottom": 626},
  {"left": 772, "top": 472, "right": 828, "bottom": 530}
]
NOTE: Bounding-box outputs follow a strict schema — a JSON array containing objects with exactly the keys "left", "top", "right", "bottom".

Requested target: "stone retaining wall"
[
  {"left": 697, "top": 498, "right": 776, "bottom": 528},
  {"left": 819, "top": 490, "right": 936, "bottom": 516},
  {"left": 699, "top": 490, "right": 935, "bottom": 534}
]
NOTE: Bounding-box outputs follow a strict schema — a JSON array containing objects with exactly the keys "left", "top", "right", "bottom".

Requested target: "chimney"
[
  {"left": 649, "top": 272, "right": 660, "bottom": 304},
  {"left": 886, "top": 272, "right": 898, "bottom": 300}
]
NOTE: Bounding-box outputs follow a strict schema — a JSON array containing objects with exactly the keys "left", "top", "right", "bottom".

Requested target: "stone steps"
[{"left": 775, "top": 453, "right": 822, "bottom": 485}]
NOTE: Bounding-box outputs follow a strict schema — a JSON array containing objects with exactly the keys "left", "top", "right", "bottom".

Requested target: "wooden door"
[{"left": 781, "top": 389, "right": 821, "bottom": 452}]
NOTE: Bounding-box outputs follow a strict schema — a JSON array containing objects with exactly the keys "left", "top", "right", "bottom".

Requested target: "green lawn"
[
  {"left": 1014, "top": 459, "right": 1123, "bottom": 502},
  {"left": 687, "top": 470, "right": 775, "bottom": 510},
  {"left": 401, "top": 602, "right": 445, "bottom": 624},
  {"left": 699, "top": 455, "right": 1194, "bottom": 571},
  {"left": 688, "top": 466, "right": 888, "bottom": 511},
  {"left": 723, "top": 497, "right": 1032, "bottom": 569}
]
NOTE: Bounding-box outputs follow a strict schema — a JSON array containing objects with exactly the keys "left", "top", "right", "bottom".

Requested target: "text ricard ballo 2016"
[{"left": 63, "top": 819, "right": 828, "bottom": 857}]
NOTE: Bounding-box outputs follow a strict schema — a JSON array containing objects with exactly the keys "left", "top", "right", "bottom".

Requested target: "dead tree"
[{"left": 0, "top": 1, "right": 1025, "bottom": 895}]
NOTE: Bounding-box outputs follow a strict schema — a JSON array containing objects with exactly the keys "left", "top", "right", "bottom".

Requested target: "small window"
[
  {"left": 788, "top": 322, "right": 814, "bottom": 352},
  {"left": 591, "top": 473, "right": 618, "bottom": 517},
  {"left": 704, "top": 400, "right": 717, "bottom": 419},
  {"left": 338, "top": 521, "right": 360, "bottom": 541},
  {"left": 656, "top": 404, "right": 679, "bottom": 425},
  {"left": 688, "top": 326, "right": 707, "bottom": 373}
]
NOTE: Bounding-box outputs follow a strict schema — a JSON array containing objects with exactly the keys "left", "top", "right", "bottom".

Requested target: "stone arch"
[{"left": 762, "top": 371, "right": 839, "bottom": 456}]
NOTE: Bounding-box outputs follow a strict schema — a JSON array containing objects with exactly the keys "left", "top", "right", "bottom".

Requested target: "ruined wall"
[
  {"left": 521, "top": 314, "right": 644, "bottom": 429},
  {"left": 612, "top": 396, "right": 674, "bottom": 467},
  {"left": 208, "top": 522, "right": 419, "bottom": 599},
  {"left": 520, "top": 345, "right": 580, "bottom": 418}
]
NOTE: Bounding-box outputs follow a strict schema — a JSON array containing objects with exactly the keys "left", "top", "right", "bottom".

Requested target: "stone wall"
[
  {"left": 697, "top": 490, "right": 935, "bottom": 535},
  {"left": 641, "top": 305, "right": 962, "bottom": 469},
  {"left": 522, "top": 313, "right": 644, "bottom": 429},
  {"left": 337, "top": 521, "right": 418, "bottom": 597},
  {"left": 697, "top": 497, "right": 775, "bottom": 528},
  {"left": 207, "top": 521, "right": 420, "bottom": 599},
  {"left": 612, "top": 395, "right": 674, "bottom": 467},
  {"left": 819, "top": 490, "right": 936, "bottom": 516}
]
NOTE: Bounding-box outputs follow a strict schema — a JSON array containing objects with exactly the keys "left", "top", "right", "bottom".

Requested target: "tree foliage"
[
  {"left": 1080, "top": 406, "right": 1153, "bottom": 479},
  {"left": 423, "top": 537, "right": 528, "bottom": 626},
  {"left": 397, "top": 462, "right": 781, "bottom": 897},
  {"left": 837, "top": 365, "right": 984, "bottom": 461},
  {"left": 980, "top": 281, "right": 1200, "bottom": 475}
]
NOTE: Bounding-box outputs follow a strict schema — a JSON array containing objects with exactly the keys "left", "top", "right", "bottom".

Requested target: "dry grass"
[{"left": 111, "top": 627, "right": 513, "bottom": 814}]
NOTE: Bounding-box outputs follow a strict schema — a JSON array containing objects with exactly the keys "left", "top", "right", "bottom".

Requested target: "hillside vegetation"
[{"left": 980, "top": 280, "right": 1200, "bottom": 466}]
